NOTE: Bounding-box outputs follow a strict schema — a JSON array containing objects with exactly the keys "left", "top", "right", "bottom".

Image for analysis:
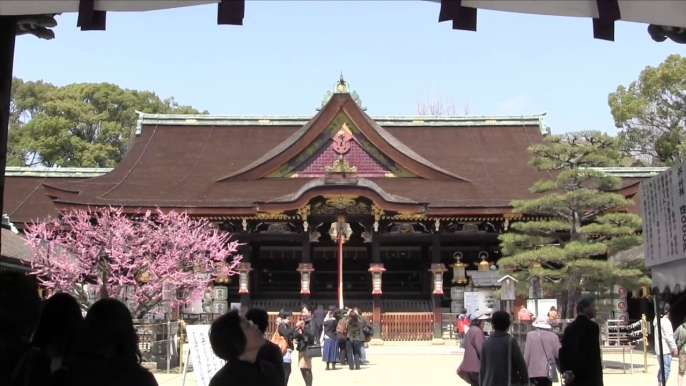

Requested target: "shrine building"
[{"left": 2, "top": 78, "right": 655, "bottom": 341}]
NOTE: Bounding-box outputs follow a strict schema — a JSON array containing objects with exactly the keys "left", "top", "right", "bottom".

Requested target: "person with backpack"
[
  {"left": 247, "top": 308, "right": 285, "bottom": 386},
  {"left": 456, "top": 309, "right": 469, "bottom": 348},
  {"left": 275, "top": 309, "right": 298, "bottom": 386}
]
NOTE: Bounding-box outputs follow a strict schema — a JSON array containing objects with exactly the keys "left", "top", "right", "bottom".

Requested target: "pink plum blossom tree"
[{"left": 25, "top": 207, "right": 241, "bottom": 319}]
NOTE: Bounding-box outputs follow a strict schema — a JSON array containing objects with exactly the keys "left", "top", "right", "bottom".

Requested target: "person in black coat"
[
  {"left": 559, "top": 295, "right": 603, "bottom": 386},
  {"left": 246, "top": 308, "right": 285, "bottom": 386},
  {"left": 208, "top": 310, "right": 282, "bottom": 386}
]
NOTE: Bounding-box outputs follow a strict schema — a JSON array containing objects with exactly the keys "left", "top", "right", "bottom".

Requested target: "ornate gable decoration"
[{"left": 265, "top": 113, "right": 417, "bottom": 179}]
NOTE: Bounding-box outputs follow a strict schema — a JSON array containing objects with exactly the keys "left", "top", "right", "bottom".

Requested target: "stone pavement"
[{"left": 155, "top": 345, "right": 674, "bottom": 386}]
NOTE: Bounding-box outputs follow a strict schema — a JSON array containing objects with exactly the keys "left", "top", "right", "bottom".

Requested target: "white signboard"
[
  {"left": 464, "top": 291, "right": 480, "bottom": 316},
  {"left": 185, "top": 325, "right": 225, "bottom": 386},
  {"left": 641, "top": 164, "right": 686, "bottom": 267},
  {"left": 526, "top": 299, "right": 557, "bottom": 318}
]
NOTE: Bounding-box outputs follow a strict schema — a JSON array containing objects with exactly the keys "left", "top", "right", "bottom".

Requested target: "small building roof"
[
  {"left": 1, "top": 228, "right": 31, "bottom": 261},
  {"left": 468, "top": 270, "right": 502, "bottom": 288}
]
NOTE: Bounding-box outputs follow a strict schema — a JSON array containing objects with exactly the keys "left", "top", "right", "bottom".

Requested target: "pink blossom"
[{"left": 25, "top": 207, "right": 242, "bottom": 319}]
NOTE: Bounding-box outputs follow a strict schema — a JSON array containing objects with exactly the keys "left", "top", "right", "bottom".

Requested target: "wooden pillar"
[
  {"left": 0, "top": 17, "right": 17, "bottom": 217},
  {"left": 301, "top": 234, "right": 311, "bottom": 306},
  {"left": 371, "top": 232, "right": 382, "bottom": 343},
  {"left": 431, "top": 232, "right": 444, "bottom": 343},
  {"left": 239, "top": 243, "right": 252, "bottom": 311}
]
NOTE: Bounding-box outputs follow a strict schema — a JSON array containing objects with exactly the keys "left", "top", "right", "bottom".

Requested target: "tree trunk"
[
  {"left": 100, "top": 272, "right": 109, "bottom": 299},
  {"left": 565, "top": 271, "right": 582, "bottom": 318},
  {"left": 570, "top": 210, "right": 582, "bottom": 242}
]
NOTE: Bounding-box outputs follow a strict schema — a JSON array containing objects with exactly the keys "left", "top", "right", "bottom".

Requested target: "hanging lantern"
[
  {"left": 641, "top": 285, "right": 652, "bottom": 299},
  {"left": 369, "top": 263, "right": 386, "bottom": 295},
  {"left": 478, "top": 251, "right": 490, "bottom": 272},
  {"left": 216, "top": 262, "right": 231, "bottom": 284},
  {"left": 297, "top": 263, "right": 315, "bottom": 294},
  {"left": 451, "top": 252, "right": 467, "bottom": 284},
  {"left": 429, "top": 263, "right": 448, "bottom": 295},
  {"left": 137, "top": 269, "right": 150, "bottom": 283},
  {"left": 237, "top": 263, "right": 253, "bottom": 294}
]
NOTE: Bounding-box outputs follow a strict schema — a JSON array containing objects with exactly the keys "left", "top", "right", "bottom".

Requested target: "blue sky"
[{"left": 12, "top": 1, "right": 685, "bottom": 134}]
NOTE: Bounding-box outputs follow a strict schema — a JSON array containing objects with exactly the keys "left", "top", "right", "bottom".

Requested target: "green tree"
[
  {"left": 8, "top": 78, "right": 208, "bottom": 167},
  {"left": 498, "top": 131, "right": 649, "bottom": 318},
  {"left": 608, "top": 54, "right": 686, "bottom": 166}
]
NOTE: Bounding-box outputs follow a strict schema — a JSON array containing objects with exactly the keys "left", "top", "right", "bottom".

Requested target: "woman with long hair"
[
  {"left": 344, "top": 309, "right": 364, "bottom": 370},
  {"left": 32, "top": 293, "right": 83, "bottom": 372},
  {"left": 55, "top": 298, "right": 157, "bottom": 386},
  {"left": 294, "top": 304, "right": 316, "bottom": 386}
]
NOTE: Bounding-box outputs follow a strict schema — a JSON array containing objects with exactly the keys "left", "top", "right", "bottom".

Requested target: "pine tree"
[{"left": 498, "top": 131, "right": 650, "bottom": 318}]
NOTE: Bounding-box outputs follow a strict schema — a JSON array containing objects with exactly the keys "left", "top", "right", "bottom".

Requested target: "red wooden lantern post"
[
  {"left": 368, "top": 263, "right": 385, "bottom": 343},
  {"left": 428, "top": 263, "right": 447, "bottom": 344},
  {"left": 237, "top": 262, "right": 252, "bottom": 311}
]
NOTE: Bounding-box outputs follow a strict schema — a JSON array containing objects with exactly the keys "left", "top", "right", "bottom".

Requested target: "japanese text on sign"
[{"left": 641, "top": 162, "right": 686, "bottom": 267}]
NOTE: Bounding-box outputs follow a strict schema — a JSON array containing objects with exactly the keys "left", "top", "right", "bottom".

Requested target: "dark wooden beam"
[
  {"left": 218, "top": 0, "right": 245, "bottom": 26},
  {"left": 593, "top": 0, "right": 620, "bottom": 41},
  {"left": 0, "top": 17, "right": 16, "bottom": 219},
  {"left": 77, "top": 0, "right": 107, "bottom": 30}
]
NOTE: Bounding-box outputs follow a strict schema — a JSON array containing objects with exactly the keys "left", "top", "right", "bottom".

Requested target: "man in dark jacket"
[
  {"left": 313, "top": 305, "right": 327, "bottom": 335},
  {"left": 559, "top": 295, "right": 603, "bottom": 386},
  {"left": 246, "top": 308, "right": 285, "bottom": 386}
]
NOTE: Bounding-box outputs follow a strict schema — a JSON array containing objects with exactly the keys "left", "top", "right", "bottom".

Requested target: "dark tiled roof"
[
  {"left": 1, "top": 228, "right": 32, "bottom": 262},
  {"left": 40, "top": 94, "right": 549, "bottom": 212},
  {"left": 468, "top": 270, "right": 502, "bottom": 288}
]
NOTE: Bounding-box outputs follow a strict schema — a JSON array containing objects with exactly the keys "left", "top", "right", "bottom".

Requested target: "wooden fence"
[{"left": 381, "top": 312, "right": 433, "bottom": 341}]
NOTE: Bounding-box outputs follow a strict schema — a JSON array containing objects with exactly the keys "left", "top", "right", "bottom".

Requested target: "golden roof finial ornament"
[
  {"left": 336, "top": 72, "right": 349, "bottom": 93},
  {"left": 317, "top": 74, "right": 366, "bottom": 111}
]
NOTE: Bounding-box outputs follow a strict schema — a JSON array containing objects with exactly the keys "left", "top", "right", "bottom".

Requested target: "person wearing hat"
[
  {"left": 559, "top": 295, "right": 603, "bottom": 386},
  {"left": 456, "top": 310, "right": 488, "bottom": 386},
  {"left": 524, "top": 316, "right": 561, "bottom": 386}
]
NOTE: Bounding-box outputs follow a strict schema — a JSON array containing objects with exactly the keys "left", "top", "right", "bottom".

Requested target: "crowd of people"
[
  {"left": 209, "top": 304, "right": 372, "bottom": 386},
  {"left": 457, "top": 296, "right": 604, "bottom": 386},
  {"left": 4, "top": 269, "right": 685, "bottom": 386}
]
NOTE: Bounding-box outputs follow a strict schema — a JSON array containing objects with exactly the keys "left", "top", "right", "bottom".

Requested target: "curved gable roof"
[{"left": 217, "top": 93, "right": 470, "bottom": 182}]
